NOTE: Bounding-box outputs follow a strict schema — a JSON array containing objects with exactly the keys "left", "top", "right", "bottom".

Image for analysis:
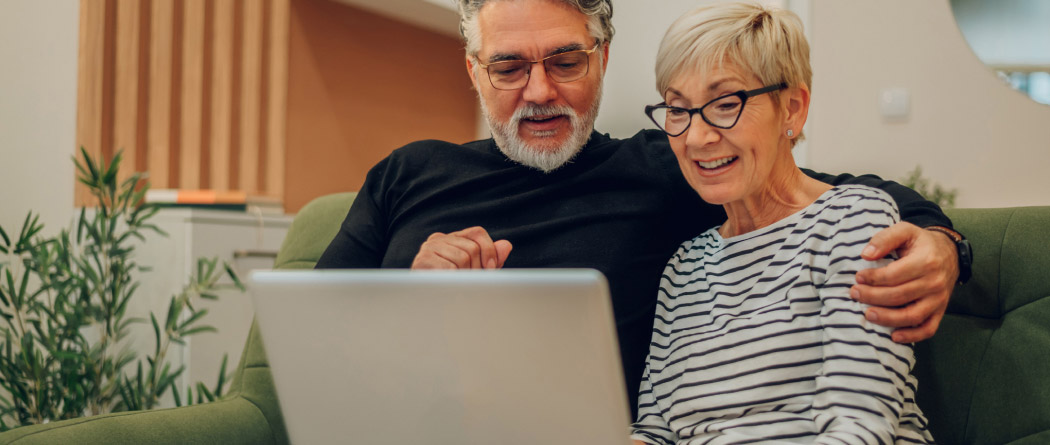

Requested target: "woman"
[{"left": 630, "top": 3, "right": 933, "bottom": 444}]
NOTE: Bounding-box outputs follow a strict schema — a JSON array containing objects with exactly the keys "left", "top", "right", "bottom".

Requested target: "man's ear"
[
  {"left": 784, "top": 84, "right": 810, "bottom": 134},
  {"left": 465, "top": 55, "right": 480, "bottom": 91},
  {"left": 600, "top": 42, "right": 611, "bottom": 74}
]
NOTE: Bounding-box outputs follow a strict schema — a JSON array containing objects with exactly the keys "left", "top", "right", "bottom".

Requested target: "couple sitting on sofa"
[
  {"left": 315, "top": 1, "right": 960, "bottom": 442},
  {"left": 10, "top": 1, "right": 1025, "bottom": 444}
]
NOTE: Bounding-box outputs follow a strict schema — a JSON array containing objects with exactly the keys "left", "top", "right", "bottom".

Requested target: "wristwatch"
[{"left": 926, "top": 226, "right": 973, "bottom": 284}]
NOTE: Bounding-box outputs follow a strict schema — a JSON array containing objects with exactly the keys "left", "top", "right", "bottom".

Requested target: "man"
[{"left": 316, "top": 0, "right": 966, "bottom": 413}]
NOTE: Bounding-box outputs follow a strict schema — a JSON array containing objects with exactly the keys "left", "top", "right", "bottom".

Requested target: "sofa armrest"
[{"left": 0, "top": 397, "right": 274, "bottom": 445}]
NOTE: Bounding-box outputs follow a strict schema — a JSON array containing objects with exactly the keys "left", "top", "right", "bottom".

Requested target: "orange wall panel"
[{"left": 284, "top": 0, "right": 478, "bottom": 213}]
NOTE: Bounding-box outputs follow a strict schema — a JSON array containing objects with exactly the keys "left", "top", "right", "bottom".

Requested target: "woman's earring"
[{"left": 786, "top": 129, "right": 794, "bottom": 138}]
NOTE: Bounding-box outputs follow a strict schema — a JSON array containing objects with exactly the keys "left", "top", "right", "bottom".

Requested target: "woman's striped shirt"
[{"left": 631, "top": 185, "right": 934, "bottom": 444}]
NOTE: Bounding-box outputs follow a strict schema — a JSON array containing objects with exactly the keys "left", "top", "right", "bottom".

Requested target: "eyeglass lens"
[
  {"left": 651, "top": 94, "right": 744, "bottom": 135},
  {"left": 486, "top": 50, "right": 591, "bottom": 89}
]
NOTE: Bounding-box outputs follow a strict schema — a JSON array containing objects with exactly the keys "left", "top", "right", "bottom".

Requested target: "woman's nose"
[{"left": 684, "top": 114, "right": 720, "bottom": 147}]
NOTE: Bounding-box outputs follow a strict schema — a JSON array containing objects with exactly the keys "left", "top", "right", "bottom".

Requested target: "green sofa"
[{"left": 0, "top": 194, "right": 1047, "bottom": 444}]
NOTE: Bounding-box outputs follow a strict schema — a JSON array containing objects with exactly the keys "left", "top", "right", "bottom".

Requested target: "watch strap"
[{"left": 926, "top": 226, "right": 973, "bottom": 284}]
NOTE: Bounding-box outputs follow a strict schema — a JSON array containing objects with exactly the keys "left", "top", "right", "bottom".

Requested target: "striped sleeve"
[
  {"left": 811, "top": 188, "right": 914, "bottom": 444},
  {"left": 630, "top": 362, "right": 675, "bottom": 445}
]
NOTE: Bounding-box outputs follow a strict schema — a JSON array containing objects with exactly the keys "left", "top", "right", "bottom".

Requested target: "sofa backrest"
[
  {"left": 274, "top": 192, "right": 357, "bottom": 270},
  {"left": 915, "top": 207, "right": 1050, "bottom": 444},
  {"left": 272, "top": 194, "right": 1050, "bottom": 444}
]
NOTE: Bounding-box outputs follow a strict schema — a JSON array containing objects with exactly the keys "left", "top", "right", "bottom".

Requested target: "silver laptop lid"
[{"left": 250, "top": 269, "right": 632, "bottom": 445}]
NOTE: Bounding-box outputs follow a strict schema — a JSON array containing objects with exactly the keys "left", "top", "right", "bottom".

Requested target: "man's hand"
[
  {"left": 411, "top": 226, "right": 513, "bottom": 270},
  {"left": 852, "top": 222, "right": 960, "bottom": 343}
]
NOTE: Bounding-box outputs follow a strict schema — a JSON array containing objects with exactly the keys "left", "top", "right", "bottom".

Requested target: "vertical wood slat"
[
  {"left": 113, "top": 0, "right": 140, "bottom": 185},
  {"left": 135, "top": 0, "right": 152, "bottom": 175},
  {"left": 209, "top": 0, "right": 235, "bottom": 191},
  {"left": 99, "top": 0, "right": 118, "bottom": 165},
  {"left": 178, "top": 0, "right": 206, "bottom": 189},
  {"left": 267, "top": 0, "right": 289, "bottom": 199},
  {"left": 240, "top": 0, "right": 264, "bottom": 193},
  {"left": 148, "top": 0, "right": 174, "bottom": 188},
  {"left": 76, "top": 0, "right": 107, "bottom": 206}
]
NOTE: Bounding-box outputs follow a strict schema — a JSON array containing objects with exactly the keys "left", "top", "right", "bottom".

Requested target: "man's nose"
[{"left": 521, "top": 63, "right": 558, "bottom": 104}]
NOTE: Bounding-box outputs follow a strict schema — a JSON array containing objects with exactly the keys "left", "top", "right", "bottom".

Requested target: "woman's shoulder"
[
  {"left": 808, "top": 184, "right": 901, "bottom": 228},
  {"left": 668, "top": 228, "right": 723, "bottom": 263},
  {"left": 820, "top": 184, "right": 899, "bottom": 213}
]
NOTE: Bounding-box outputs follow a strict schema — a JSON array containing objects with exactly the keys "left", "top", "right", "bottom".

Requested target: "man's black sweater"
[{"left": 315, "top": 129, "right": 951, "bottom": 415}]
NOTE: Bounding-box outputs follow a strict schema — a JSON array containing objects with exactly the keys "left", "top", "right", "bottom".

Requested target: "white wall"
[
  {"left": 0, "top": 0, "right": 79, "bottom": 235},
  {"left": 806, "top": 0, "right": 1050, "bottom": 208}
]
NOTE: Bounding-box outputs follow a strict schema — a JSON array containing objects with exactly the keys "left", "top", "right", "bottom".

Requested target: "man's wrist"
[{"left": 925, "top": 226, "right": 973, "bottom": 284}]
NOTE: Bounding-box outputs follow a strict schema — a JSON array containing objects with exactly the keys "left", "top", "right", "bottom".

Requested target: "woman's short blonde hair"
[{"left": 655, "top": 3, "right": 812, "bottom": 140}]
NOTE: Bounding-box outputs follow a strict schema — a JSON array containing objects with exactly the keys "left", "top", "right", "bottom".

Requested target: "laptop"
[{"left": 250, "top": 269, "right": 633, "bottom": 445}]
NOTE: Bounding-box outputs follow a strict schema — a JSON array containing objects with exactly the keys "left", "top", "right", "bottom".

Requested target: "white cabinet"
[{"left": 131, "top": 208, "right": 292, "bottom": 404}]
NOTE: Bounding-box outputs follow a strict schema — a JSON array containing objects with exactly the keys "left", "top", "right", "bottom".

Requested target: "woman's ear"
[{"left": 783, "top": 84, "right": 811, "bottom": 136}]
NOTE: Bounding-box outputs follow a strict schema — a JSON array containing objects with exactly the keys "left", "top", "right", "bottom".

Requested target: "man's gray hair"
[{"left": 457, "top": 0, "right": 614, "bottom": 57}]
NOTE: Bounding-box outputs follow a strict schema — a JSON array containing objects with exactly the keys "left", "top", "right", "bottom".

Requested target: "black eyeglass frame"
[
  {"left": 644, "top": 82, "right": 789, "bottom": 136},
  {"left": 474, "top": 43, "right": 602, "bottom": 91}
]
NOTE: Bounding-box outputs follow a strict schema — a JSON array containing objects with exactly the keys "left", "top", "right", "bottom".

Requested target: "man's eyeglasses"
[
  {"left": 644, "top": 83, "right": 788, "bottom": 136},
  {"left": 475, "top": 44, "right": 601, "bottom": 91}
]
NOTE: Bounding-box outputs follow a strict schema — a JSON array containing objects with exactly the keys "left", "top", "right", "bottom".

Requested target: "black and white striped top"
[{"left": 631, "top": 185, "right": 933, "bottom": 444}]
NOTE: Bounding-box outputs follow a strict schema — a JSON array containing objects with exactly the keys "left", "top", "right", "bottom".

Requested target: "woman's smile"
[{"left": 695, "top": 155, "right": 738, "bottom": 175}]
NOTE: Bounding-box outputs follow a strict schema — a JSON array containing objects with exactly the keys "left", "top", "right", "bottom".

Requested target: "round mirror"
[{"left": 949, "top": 0, "right": 1050, "bottom": 105}]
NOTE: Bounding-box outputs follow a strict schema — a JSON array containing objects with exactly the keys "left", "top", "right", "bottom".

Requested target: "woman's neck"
[{"left": 719, "top": 160, "right": 832, "bottom": 239}]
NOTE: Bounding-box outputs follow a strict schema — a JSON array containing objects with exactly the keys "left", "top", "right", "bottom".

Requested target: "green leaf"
[
  {"left": 176, "top": 308, "right": 209, "bottom": 331},
  {"left": 0, "top": 224, "right": 9, "bottom": 248},
  {"left": 150, "top": 313, "right": 161, "bottom": 354},
  {"left": 80, "top": 147, "right": 100, "bottom": 183},
  {"left": 15, "top": 213, "right": 35, "bottom": 251},
  {"left": 18, "top": 267, "right": 29, "bottom": 306},
  {"left": 103, "top": 150, "right": 123, "bottom": 186},
  {"left": 5, "top": 270, "right": 16, "bottom": 305},
  {"left": 196, "top": 382, "right": 215, "bottom": 403},
  {"left": 224, "top": 263, "right": 245, "bottom": 291},
  {"left": 214, "top": 353, "right": 229, "bottom": 397},
  {"left": 179, "top": 326, "right": 216, "bottom": 337},
  {"left": 165, "top": 297, "right": 181, "bottom": 330},
  {"left": 172, "top": 383, "right": 183, "bottom": 407}
]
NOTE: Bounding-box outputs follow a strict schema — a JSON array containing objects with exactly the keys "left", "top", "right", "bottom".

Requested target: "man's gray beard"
[{"left": 481, "top": 88, "right": 602, "bottom": 173}]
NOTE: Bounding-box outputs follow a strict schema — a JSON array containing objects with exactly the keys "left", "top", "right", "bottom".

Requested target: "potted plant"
[{"left": 0, "top": 149, "right": 241, "bottom": 430}]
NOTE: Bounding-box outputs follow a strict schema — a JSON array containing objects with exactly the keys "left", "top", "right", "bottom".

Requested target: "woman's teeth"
[{"left": 698, "top": 157, "right": 737, "bottom": 169}]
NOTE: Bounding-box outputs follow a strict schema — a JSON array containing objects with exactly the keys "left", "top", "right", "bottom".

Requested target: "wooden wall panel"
[
  {"left": 284, "top": 0, "right": 478, "bottom": 213},
  {"left": 77, "top": 0, "right": 469, "bottom": 212},
  {"left": 76, "top": 0, "right": 290, "bottom": 207}
]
